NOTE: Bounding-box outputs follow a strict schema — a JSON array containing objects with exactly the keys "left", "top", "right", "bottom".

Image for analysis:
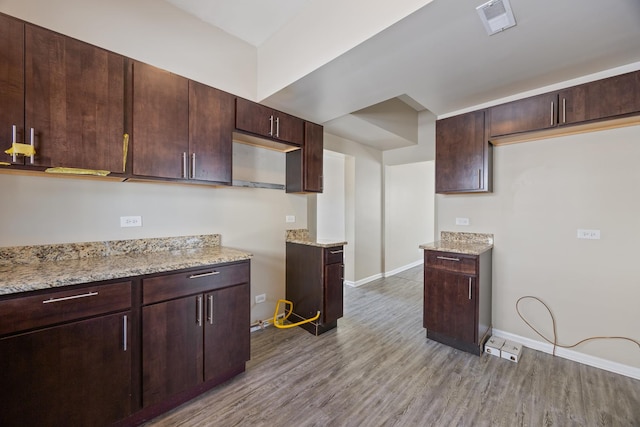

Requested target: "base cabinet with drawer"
[
  {"left": 0, "top": 281, "right": 133, "bottom": 427},
  {"left": 423, "top": 249, "right": 492, "bottom": 355},
  {"left": 141, "top": 261, "right": 251, "bottom": 407},
  {"left": 285, "top": 243, "right": 344, "bottom": 335}
]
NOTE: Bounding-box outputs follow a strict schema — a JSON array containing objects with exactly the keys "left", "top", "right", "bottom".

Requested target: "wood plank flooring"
[{"left": 143, "top": 266, "right": 640, "bottom": 426}]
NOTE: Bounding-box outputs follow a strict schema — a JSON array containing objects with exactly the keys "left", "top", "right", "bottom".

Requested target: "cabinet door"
[
  {"left": 304, "top": 121, "right": 323, "bottom": 192},
  {"left": 274, "top": 110, "right": 304, "bottom": 146},
  {"left": 0, "top": 311, "right": 132, "bottom": 426},
  {"left": 0, "top": 14, "right": 24, "bottom": 165},
  {"left": 323, "top": 262, "right": 343, "bottom": 323},
  {"left": 203, "top": 283, "right": 250, "bottom": 383},
  {"left": 235, "top": 98, "right": 274, "bottom": 139},
  {"left": 142, "top": 295, "right": 204, "bottom": 407},
  {"left": 435, "top": 110, "right": 489, "bottom": 193},
  {"left": 423, "top": 268, "right": 476, "bottom": 344},
  {"left": 189, "top": 81, "right": 234, "bottom": 184},
  {"left": 559, "top": 71, "right": 640, "bottom": 125},
  {"left": 25, "top": 25, "right": 125, "bottom": 171},
  {"left": 489, "top": 92, "right": 558, "bottom": 137},
  {"left": 133, "top": 61, "right": 189, "bottom": 179}
]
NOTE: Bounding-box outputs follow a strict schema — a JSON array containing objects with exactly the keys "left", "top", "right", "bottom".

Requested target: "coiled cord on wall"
[{"left": 515, "top": 296, "right": 640, "bottom": 356}]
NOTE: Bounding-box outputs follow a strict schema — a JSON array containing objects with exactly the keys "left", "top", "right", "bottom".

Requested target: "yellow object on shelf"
[
  {"left": 4, "top": 142, "right": 36, "bottom": 157},
  {"left": 45, "top": 167, "right": 110, "bottom": 176},
  {"left": 122, "top": 133, "right": 129, "bottom": 172},
  {"left": 273, "top": 299, "right": 320, "bottom": 329}
]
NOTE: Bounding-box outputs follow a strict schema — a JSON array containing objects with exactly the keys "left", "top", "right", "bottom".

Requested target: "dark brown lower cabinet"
[
  {"left": 141, "top": 263, "right": 250, "bottom": 408},
  {"left": 423, "top": 249, "right": 492, "bottom": 355},
  {"left": 286, "top": 242, "right": 344, "bottom": 335},
  {"left": 0, "top": 311, "right": 132, "bottom": 427}
]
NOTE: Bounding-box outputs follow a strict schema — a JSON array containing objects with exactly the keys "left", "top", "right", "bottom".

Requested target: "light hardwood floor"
[{"left": 144, "top": 266, "right": 640, "bottom": 426}]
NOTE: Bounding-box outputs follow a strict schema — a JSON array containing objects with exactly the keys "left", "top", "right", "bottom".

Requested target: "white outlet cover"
[
  {"left": 286, "top": 215, "right": 295, "bottom": 223},
  {"left": 577, "top": 229, "right": 601, "bottom": 239},
  {"left": 120, "top": 216, "right": 142, "bottom": 228},
  {"left": 455, "top": 217, "right": 470, "bottom": 226}
]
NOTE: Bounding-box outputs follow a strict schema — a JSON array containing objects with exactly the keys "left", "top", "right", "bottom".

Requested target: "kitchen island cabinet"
[
  {"left": 285, "top": 241, "right": 345, "bottom": 335},
  {"left": 421, "top": 233, "right": 493, "bottom": 356}
]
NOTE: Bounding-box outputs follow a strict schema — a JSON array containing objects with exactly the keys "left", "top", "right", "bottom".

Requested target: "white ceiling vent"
[{"left": 476, "top": 0, "right": 517, "bottom": 36}]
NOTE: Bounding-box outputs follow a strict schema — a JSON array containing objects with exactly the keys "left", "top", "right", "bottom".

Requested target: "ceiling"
[{"left": 166, "top": 0, "right": 640, "bottom": 151}]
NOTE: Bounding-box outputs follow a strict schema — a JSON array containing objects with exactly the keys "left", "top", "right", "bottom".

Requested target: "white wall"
[
  {"left": 0, "top": 0, "right": 256, "bottom": 99},
  {"left": 324, "top": 133, "right": 383, "bottom": 285},
  {"left": 437, "top": 125, "right": 640, "bottom": 369},
  {"left": 0, "top": 174, "right": 308, "bottom": 323},
  {"left": 317, "top": 151, "right": 347, "bottom": 242},
  {"left": 384, "top": 161, "right": 434, "bottom": 274}
]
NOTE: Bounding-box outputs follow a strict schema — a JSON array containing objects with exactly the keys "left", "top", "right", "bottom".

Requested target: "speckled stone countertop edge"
[
  {"left": 0, "top": 242, "right": 252, "bottom": 296},
  {"left": 419, "top": 231, "right": 494, "bottom": 255},
  {"left": 285, "top": 229, "right": 347, "bottom": 248}
]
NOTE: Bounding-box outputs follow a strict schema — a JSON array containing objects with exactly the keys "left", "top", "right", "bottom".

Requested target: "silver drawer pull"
[
  {"left": 436, "top": 256, "right": 460, "bottom": 262},
  {"left": 330, "top": 250, "right": 344, "bottom": 254},
  {"left": 123, "top": 315, "right": 128, "bottom": 351},
  {"left": 43, "top": 291, "right": 98, "bottom": 304},
  {"left": 189, "top": 271, "right": 220, "bottom": 279}
]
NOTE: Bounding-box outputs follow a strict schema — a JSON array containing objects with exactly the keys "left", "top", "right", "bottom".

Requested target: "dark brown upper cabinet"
[
  {"left": 489, "top": 70, "right": 640, "bottom": 141},
  {"left": 436, "top": 110, "right": 492, "bottom": 194},
  {"left": 558, "top": 70, "right": 640, "bottom": 125},
  {"left": 235, "top": 98, "right": 304, "bottom": 146},
  {"left": 286, "top": 121, "right": 324, "bottom": 193},
  {"left": 132, "top": 61, "right": 189, "bottom": 179},
  {"left": 489, "top": 92, "right": 559, "bottom": 138},
  {"left": 1, "top": 19, "right": 126, "bottom": 172},
  {"left": 132, "top": 62, "right": 234, "bottom": 184}
]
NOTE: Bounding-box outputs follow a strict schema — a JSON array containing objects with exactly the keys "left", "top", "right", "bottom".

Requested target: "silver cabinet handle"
[
  {"left": 468, "top": 277, "right": 472, "bottom": 300},
  {"left": 29, "top": 128, "right": 34, "bottom": 164},
  {"left": 43, "top": 291, "right": 98, "bottom": 304},
  {"left": 275, "top": 117, "right": 280, "bottom": 138},
  {"left": 197, "top": 296, "right": 203, "bottom": 326},
  {"left": 478, "top": 168, "right": 482, "bottom": 189},
  {"left": 330, "top": 250, "right": 344, "bottom": 254},
  {"left": 189, "top": 271, "right": 220, "bottom": 279},
  {"left": 191, "top": 153, "right": 196, "bottom": 179},
  {"left": 11, "top": 125, "right": 17, "bottom": 162},
  {"left": 207, "top": 295, "right": 214, "bottom": 325},
  {"left": 562, "top": 98, "right": 566, "bottom": 124},
  {"left": 123, "top": 315, "right": 128, "bottom": 351},
  {"left": 550, "top": 101, "right": 555, "bottom": 126},
  {"left": 269, "top": 115, "right": 274, "bottom": 136},
  {"left": 182, "top": 152, "right": 188, "bottom": 178},
  {"left": 436, "top": 256, "right": 460, "bottom": 262}
]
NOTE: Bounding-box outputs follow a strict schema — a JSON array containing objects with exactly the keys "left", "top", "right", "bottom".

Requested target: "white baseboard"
[
  {"left": 344, "top": 273, "right": 383, "bottom": 288},
  {"left": 345, "top": 260, "right": 423, "bottom": 288},
  {"left": 492, "top": 329, "right": 640, "bottom": 380},
  {"left": 384, "top": 259, "right": 423, "bottom": 278}
]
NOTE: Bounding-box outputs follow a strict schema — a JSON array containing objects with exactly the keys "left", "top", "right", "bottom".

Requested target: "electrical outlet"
[
  {"left": 120, "top": 216, "right": 142, "bottom": 228},
  {"left": 577, "top": 229, "right": 600, "bottom": 239},
  {"left": 255, "top": 294, "right": 266, "bottom": 304},
  {"left": 455, "top": 217, "right": 470, "bottom": 226},
  {"left": 286, "top": 215, "right": 295, "bottom": 223}
]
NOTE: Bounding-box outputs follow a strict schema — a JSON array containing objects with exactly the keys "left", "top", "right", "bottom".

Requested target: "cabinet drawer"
[
  {"left": 0, "top": 281, "right": 131, "bottom": 336},
  {"left": 143, "top": 261, "right": 250, "bottom": 305},
  {"left": 425, "top": 251, "right": 477, "bottom": 275},
  {"left": 324, "top": 246, "right": 344, "bottom": 265}
]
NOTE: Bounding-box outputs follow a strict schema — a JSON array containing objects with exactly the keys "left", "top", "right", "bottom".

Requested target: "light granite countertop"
[
  {"left": 0, "top": 235, "right": 252, "bottom": 296},
  {"left": 419, "top": 231, "right": 493, "bottom": 255},
  {"left": 285, "top": 229, "right": 347, "bottom": 248}
]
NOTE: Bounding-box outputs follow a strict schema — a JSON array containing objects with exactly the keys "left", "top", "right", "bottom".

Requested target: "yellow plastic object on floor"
[
  {"left": 45, "top": 167, "right": 110, "bottom": 176},
  {"left": 273, "top": 299, "right": 320, "bottom": 329},
  {"left": 4, "top": 142, "right": 35, "bottom": 157}
]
